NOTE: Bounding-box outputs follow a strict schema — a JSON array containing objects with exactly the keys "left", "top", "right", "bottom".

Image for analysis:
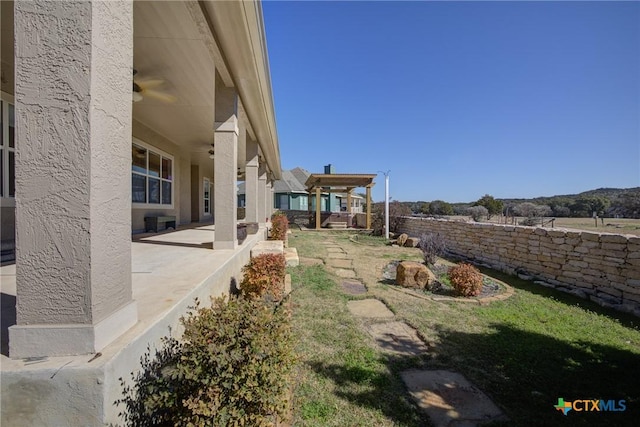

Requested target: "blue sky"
[{"left": 262, "top": 1, "right": 639, "bottom": 203}]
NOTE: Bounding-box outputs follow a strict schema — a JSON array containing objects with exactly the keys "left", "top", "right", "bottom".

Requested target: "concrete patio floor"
[{"left": 1, "top": 223, "right": 267, "bottom": 425}]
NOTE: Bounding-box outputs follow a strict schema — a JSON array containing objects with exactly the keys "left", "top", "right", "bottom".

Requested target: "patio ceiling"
[
  {"left": 133, "top": 1, "right": 217, "bottom": 160},
  {"left": 132, "top": 0, "right": 281, "bottom": 178}
]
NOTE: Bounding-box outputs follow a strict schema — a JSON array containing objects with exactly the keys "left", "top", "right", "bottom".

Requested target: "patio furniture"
[{"left": 144, "top": 215, "right": 176, "bottom": 233}]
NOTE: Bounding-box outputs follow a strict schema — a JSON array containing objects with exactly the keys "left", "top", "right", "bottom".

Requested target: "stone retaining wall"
[
  {"left": 397, "top": 217, "right": 640, "bottom": 316},
  {"left": 283, "top": 210, "right": 311, "bottom": 227},
  {"left": 283, "top": 210, "right": 369, "bottom": 229}
]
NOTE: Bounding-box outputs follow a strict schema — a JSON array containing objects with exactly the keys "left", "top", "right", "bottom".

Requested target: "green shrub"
[
  {"left": 240, "top": 253, "right": 286, "bottom": 301},
  {"left": 270, "top": 212, "right": 289, "bottom": 241},
  {"left": 448, "top": 263, "right": 483, "bottom": 297},
  {"left": 519, "top": 217, "right": 539, "bottom": 226},
  {"left": 116, "top": 295, "right": 294, "bottom": 426}
]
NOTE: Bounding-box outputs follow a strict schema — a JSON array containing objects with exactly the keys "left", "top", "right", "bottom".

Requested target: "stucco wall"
[{"left": 397, "top": 217, "right": 640, "bottom": 315}]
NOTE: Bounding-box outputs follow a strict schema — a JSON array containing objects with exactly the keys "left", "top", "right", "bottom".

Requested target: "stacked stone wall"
[
  {"left": 397, "top": 217, "right": 640, "bottom": 315},
  {"left": 283, "top": 210, "right": 311, "bottom": 227}
]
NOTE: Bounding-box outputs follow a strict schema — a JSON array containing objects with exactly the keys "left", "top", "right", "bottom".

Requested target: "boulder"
[
  {"left": 396, "top": 233, "right": 409, "bottom": 247},
  {"left": 396, "top": 261, "right": 436, "bottom": 289},
  {"left": 405, "top": 237, "right": 420, "bottom": 248}
]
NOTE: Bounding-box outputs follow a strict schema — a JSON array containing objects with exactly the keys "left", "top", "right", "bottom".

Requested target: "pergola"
[{"left": 305, "top": 173, "right": 377, "bottom": 230}]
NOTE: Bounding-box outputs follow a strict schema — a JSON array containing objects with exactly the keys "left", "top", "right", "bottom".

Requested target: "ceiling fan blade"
[
  {"left": 142, "top": 89, "right": 177, "bottom": 103},
  {"left": 135, "top": 79, "right": 165, "bottom": 90}
]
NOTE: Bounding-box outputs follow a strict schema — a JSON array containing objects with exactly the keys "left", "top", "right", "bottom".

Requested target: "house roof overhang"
[
  {"left": 202, "top": 0, "right": 281, "bottom": 179},
  {"left": 132, "top": 0, "right": 281, "bottom": 179},
  {"left": 305, "top": 174, "right": 376, "bottom": 191}
]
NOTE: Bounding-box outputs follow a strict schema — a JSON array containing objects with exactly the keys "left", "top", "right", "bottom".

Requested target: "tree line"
[{"left": 375, "top": 187, "right": 640, "bottom": 221}]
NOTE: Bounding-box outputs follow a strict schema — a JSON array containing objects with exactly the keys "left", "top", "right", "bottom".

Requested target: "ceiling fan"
[{"left": 132, "top": 69, "right": 177, "bottom": 103}]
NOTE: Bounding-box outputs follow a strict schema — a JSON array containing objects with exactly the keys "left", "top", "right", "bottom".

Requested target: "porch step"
[
  {"left": 284, "top": 247, "right": 299, "bottom": 267},
  {"left": 251, "top": 240, "right": 284, "bottom": 258},
  {"left": 327, "top": 222, "right": 347, "bottom": 229}
]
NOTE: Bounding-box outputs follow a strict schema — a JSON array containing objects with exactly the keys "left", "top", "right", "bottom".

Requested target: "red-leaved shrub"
[
  {"left": 270, "top": 212, "right": 289, "bottom": 241},
  {"left": 240, "top": 253, "right": 286, "bottom": 300},
  {"left": 448, "top": 263, "right": 483, "bottom": 297}
]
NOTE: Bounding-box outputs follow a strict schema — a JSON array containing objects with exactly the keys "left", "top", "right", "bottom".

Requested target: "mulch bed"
[{"left": 383, "top": 261, "right": 504, "bottom": 299}]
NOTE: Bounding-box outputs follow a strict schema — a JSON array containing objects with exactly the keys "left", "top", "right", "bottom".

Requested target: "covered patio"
[
  {"left": 305, "top": 173, "right": 376, "bottom": 230},
  {"left": 1, "top": 1, "right": 280, "bottom": 424},
  {"left": 0, "top": 225, "right": 266, "bottom": 424}
]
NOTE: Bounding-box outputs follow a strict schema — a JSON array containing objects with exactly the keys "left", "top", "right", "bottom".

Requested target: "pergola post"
[
  {"left": 315, "top": 187, "right": 322, "bottom": 230},
  {"left": 366, "top": 184, "right": 372, "bottom": 229},
  {"left": 347, "top": 188, "right": 353, "bottom": 214}
]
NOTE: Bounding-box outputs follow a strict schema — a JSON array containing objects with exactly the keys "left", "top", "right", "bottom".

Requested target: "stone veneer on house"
[{"left": 397, "top": 217, "right": 640, "bottom": 316}]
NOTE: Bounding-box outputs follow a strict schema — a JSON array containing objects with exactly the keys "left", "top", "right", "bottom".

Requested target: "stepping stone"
[
  {"left": 327, "top": 253, "right": 349, "bottom": 259},
  {"left": 365, "top": 321, "right": 429, "bottom": 356},
  {"left": 328, "top": 258, "right": 353, "bottom": 269},
  {"left": 335, "top": 268, "right": 357, "bottom": 278},
  {"left": 341, "top": 280, "right": 367, "bottom": 295},
  {"left": 326, "top": 247, "right": 345, "bottom": 253},
  {"left": 400, "top": 370, "right": 507, "bottom": 427},
  {"left": 347, "top": 299, "right": 394, "bottom": 318}
]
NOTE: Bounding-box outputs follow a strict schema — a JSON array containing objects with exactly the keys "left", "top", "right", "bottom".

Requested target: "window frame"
[
  {"left": 131, "top": 138, "right": 175, "bottom": 209},
  {"left": 0, "top": 92, "right": 15, "bottom": 208}
]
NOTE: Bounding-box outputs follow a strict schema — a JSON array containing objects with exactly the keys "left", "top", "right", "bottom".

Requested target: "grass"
[
  {"left": 288, "top": 262, "right": 430, "bottom": 426},
  {"left": 288, "top": 230, "right": 640, "bottom": 426}
]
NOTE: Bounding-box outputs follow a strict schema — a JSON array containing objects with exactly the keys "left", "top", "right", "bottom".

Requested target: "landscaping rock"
[
  {"left": 397, "top": 233, "right": 409, "bottom": 247},
  {"left": 396, "top": 261, "right": 436, "bottom": 289},
  {"left": 404, "top": 237, "right": 420, "bottom": 247}
]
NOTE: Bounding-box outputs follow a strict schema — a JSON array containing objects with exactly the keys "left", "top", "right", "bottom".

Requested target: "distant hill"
[
  {"left": 498, "top": 187, "right": 640, "bottom": 206},
  {"left": 499, "top": 187, "right": 640, "bottom": 204},
  {"left": 400, "top": 187, "right": 640, "bottom": 218}
]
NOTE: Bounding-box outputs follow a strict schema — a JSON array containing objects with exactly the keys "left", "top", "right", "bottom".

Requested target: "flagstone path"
[{"left": 320, "top": 237, "right": 507, "bottom": 427}]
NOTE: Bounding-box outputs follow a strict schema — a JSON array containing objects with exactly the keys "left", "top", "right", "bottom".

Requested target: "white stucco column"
[
  {"left": 266, "top": 180, "right": 274, "bottom": 218},
  {"left": 10, "top": 0, "right": 137, "bottom": 358},
  {"left": 258, "top": 165, "right": 267, "bottom": 225},
  {"left": 245, "top": 138, "right": 259, "bottom": 223},
  {"left": 214, "top": 83, "right": 238, "bottom": 250}
]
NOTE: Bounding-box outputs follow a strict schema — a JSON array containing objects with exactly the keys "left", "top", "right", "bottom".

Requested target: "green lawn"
[{"left": 287, "top": 230, "right": 640, "bottom": 426}]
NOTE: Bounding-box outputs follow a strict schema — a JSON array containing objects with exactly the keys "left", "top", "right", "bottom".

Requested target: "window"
[
  {"left": 203, "top": 178, "right": 211, "bottom": 214},
  {"left": 0, "top": 97, "right": 15, "bottom": 199},
  {"left": 278, "top": 194, "right": 289, "bottom": 210},
  {"left": 132, "top": 142, "right": 173, "bottom": 207},
  {"left": 300, "top": 195, "right": 308, "bottom": 210}
]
